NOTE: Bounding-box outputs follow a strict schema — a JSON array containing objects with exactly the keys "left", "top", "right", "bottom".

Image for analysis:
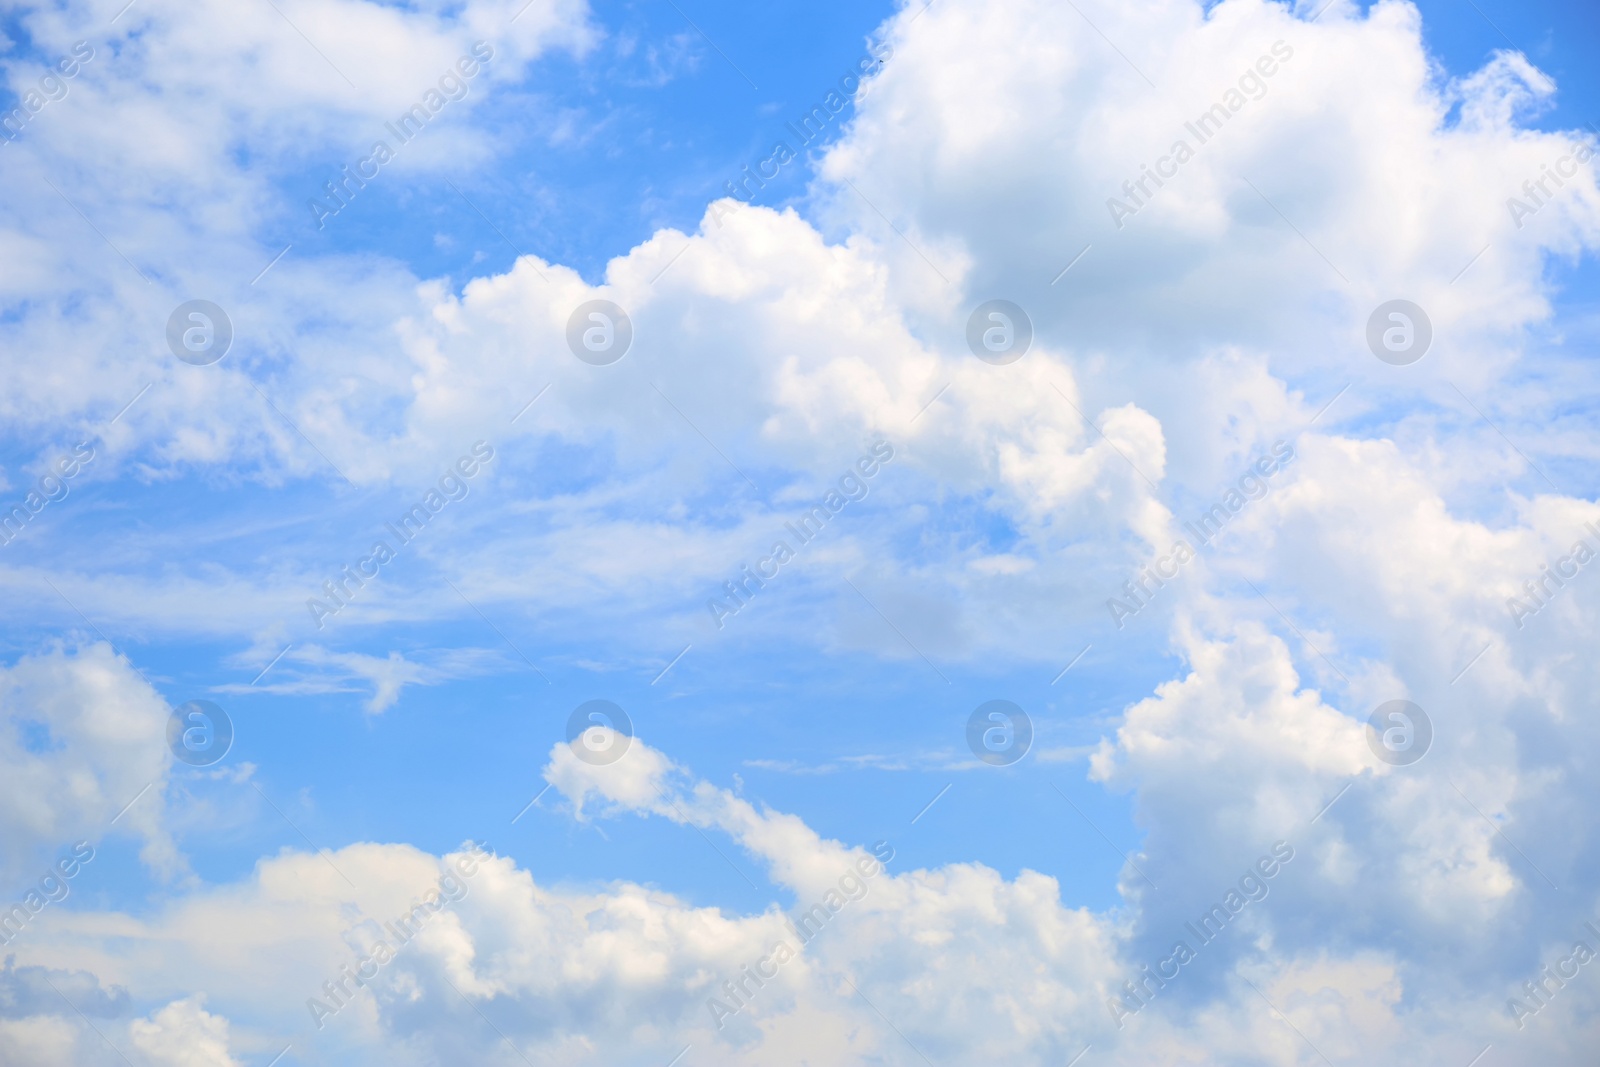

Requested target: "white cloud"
[
  {"left": 128, "top": 995, "right": 241, "bottom": 1067},
  {"left": 4, "top": 0, "right": 1600, "bottom": 1062},
  {"left": 0, "top": 642, "right": 177, "bottom": 884},
  {"left": 213, "top": 644, "right": 502, "bottom": 713},
  {"left": 1, "top": 723, "right": 1595, "bottom": 1063}
]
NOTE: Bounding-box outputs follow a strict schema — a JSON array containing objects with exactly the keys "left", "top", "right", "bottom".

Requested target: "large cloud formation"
[{"left": 3, "top": 0, "right": 1600, "bottom": 1063}]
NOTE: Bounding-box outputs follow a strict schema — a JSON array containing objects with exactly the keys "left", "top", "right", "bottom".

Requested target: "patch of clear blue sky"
[{"left": 5, "top": 0, "right": 1598, "bottom": 915}]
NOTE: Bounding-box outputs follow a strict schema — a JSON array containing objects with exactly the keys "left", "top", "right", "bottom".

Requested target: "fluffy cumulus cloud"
[
  {"left": 0, "top": 0, "right": 594, "bottom": 471},
  {"left": 4, "top": 0, "right": 1600, "bottom": 1063},
  {"left": 0, "top": 642, "right": 176, "bottom": 884},
  {"left": 128, "top": 995, "right": 241, "bottom": 1067},
  {"left": 1, "top": 744, "right": 1121, "bottom": 1065}
]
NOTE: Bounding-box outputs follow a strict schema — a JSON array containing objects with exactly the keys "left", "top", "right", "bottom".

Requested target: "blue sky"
[{"left": 2, "top": 0, "right": 1600, "bottom": 1064}]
